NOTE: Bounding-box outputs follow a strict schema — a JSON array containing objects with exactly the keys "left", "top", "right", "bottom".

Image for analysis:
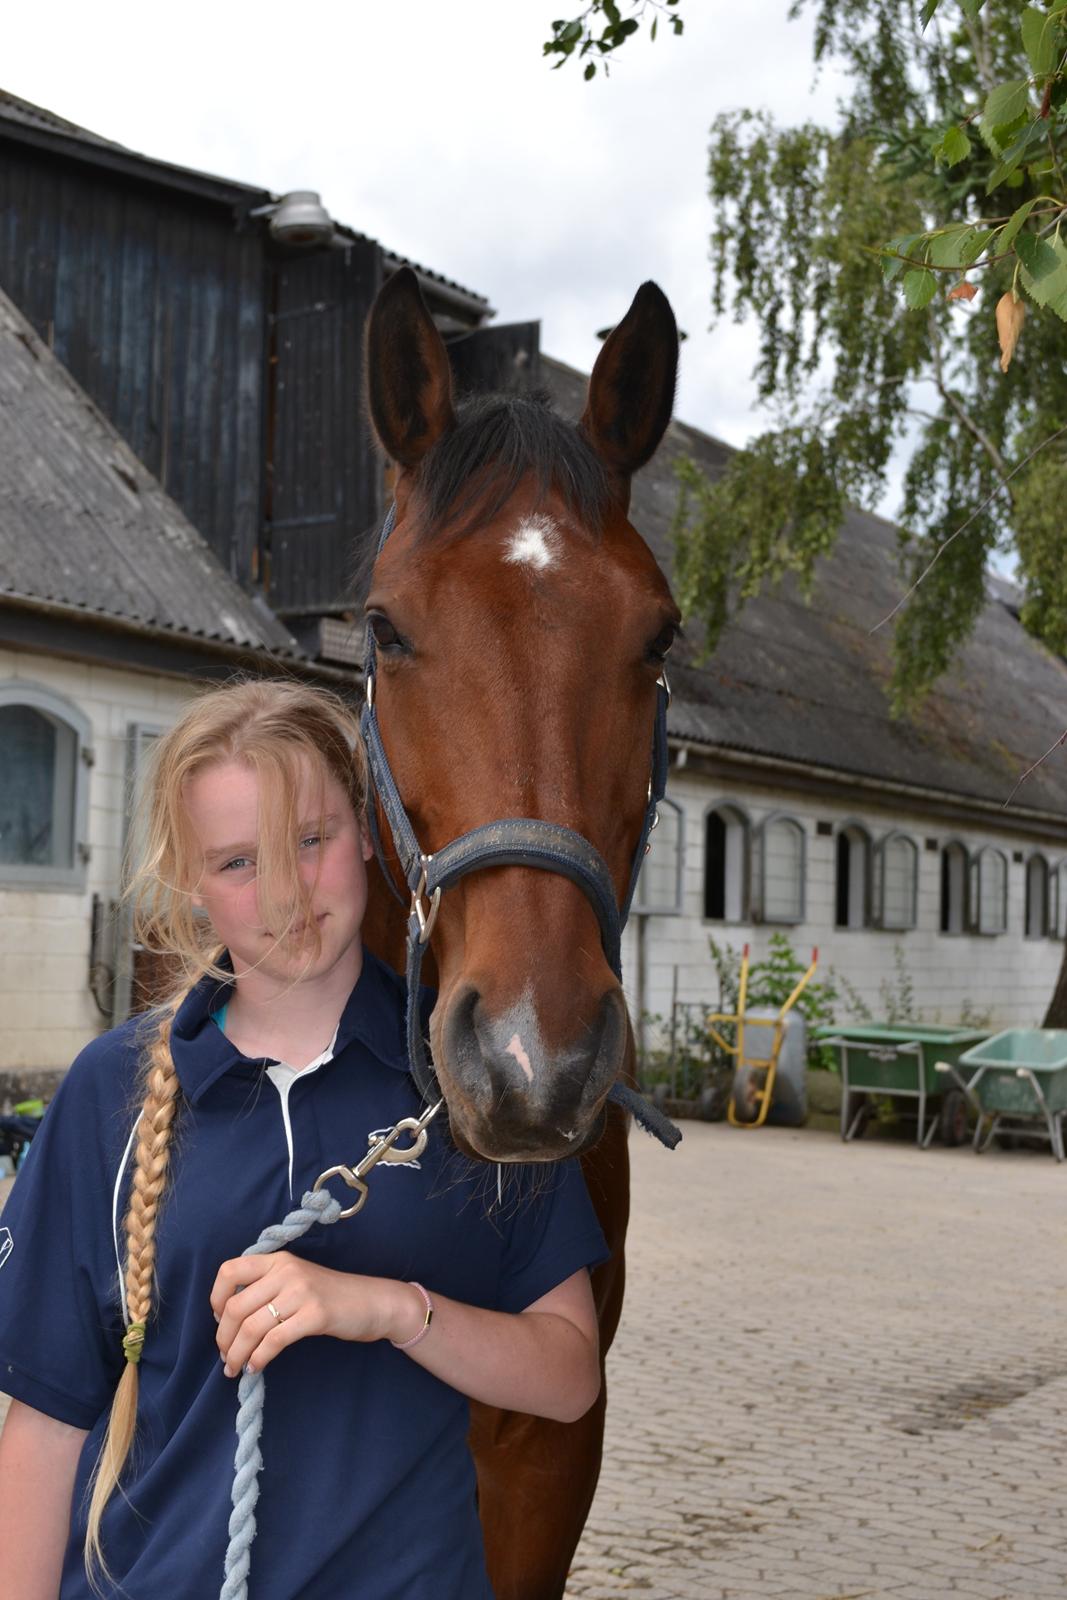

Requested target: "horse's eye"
[
  {"left": 368, "top": 612, "right": 406, "bottom": 654},
  {"left": 648, "top": 623, "right": 678, "bottom": 663}
]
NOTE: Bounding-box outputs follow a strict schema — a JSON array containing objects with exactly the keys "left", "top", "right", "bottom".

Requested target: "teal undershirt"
[{"left": 211, "top": 1003, "right": 228, "bottom": 1033}]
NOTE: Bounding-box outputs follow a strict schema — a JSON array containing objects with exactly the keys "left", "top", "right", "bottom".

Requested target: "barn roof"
[
  {"left": 0, "top": 89, "right": 490, "bottom": 318},
  {"left": 544, "top": 355, "right": 1067, "bottom": 824},
  {"left": 0, "top": 287, "right": 300, "bottom": 657}
]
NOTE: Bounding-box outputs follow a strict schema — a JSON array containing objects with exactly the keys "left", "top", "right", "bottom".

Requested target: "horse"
[{"left": 360, "top": 266, "right": 679, "bottom": 1600}]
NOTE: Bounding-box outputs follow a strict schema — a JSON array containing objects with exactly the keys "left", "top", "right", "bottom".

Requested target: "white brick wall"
[
  {"left": 623, "top": 768, "right": 1067, "bottom": 1034},
  {"left": 0, "top": 648, "right": 198, "bottom": 1072}
]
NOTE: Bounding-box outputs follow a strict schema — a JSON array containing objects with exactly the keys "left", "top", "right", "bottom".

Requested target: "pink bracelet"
[{"left": 391, "top": 1281, "right": 434, "bottom": 1349}]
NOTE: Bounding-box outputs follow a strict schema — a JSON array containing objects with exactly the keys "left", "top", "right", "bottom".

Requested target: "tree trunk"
[{"left": 1042, "top": 938, "right": 1067, "bottom": 1027}]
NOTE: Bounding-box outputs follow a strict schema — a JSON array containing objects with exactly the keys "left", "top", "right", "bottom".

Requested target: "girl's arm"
[
  {"left": 212, "top": 1259, "right": 601, "bottom": 1424},
  {"left": 0, "top": 1399, "right": 87, "bottom": 1600}
]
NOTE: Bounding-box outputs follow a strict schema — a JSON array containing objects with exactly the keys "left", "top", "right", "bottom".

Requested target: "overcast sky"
[{"left": 3, "top": 1, "right": 854, "bottom": 456}]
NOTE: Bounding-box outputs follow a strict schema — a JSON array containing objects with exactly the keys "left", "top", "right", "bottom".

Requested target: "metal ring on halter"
[
  {"left": 312, "top": 1165, "right": 370, "bottom": 1220},
  {"left": 411, "top": 859, "right": 442, "bottom": 945},
  {"left": 657, "top": 666, "right": 672, "bottom": 706}
]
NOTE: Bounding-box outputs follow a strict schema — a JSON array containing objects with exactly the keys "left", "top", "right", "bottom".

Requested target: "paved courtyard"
[{"left": 566, "top": 1121, "right": 1067, "bottom": 1600}]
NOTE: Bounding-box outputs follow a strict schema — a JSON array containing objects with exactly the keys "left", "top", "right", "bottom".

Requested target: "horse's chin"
[{"left": 446, "top": 1104, "right": 608, "bottom": 1165}]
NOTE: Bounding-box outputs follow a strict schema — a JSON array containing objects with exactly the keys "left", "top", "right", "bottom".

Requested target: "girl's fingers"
[
  {"left": 209, "top": 1253, "right": 276, "bottom": 1320},
  {"left": 216, "top": 1272, "right": 293, "bottom": 1359},
  {"left": 224, "top": 1301, "right": 316, "bottom": 1378}
]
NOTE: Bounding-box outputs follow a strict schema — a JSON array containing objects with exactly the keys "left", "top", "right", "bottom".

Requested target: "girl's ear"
[{"left": 359, "top": 821, "right": 374, "bottom": 864}]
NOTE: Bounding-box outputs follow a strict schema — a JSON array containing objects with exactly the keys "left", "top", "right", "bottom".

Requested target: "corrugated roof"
[
  {"left": 543, "top": 355, "right": 1067, "bottom": 821},
  {"left": 0, "top": 287, "right": 300, "bottom": 657}
]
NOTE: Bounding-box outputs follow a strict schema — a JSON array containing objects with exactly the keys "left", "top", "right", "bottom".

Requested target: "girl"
[{"left": 0, "top": 679, "right": 607, "bottom": 1600}]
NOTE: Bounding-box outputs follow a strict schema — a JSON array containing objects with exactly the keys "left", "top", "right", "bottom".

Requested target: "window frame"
[
  {"left": 0, "top": 681, "right": 92, "bottom": 892},
  {"left": 112, "top": 721, "right": 167, "bottom": 1023},
  {"left": 938, "top": 838, "right": 970, "bottom": 936},
  {"left": 633, "top": 796, "right": 685, "bottom": 918},
  {"left": 1024, "top": 850, "right": 1052, "bottom": 941},
  {"left": 875, "top": 830, "right": 919, "bottom": 932},
  {"left": 702, "top": 800, "right": 751, "bottom": 924},
  {"left": 756, "top": 810, "right": 807, "bottom": 926},
  {"left": 834, "top": 819, "right": 873, "bottom": 931},
  {"left": 970, "top": 845, "right": 1009, "bottom": 937}
]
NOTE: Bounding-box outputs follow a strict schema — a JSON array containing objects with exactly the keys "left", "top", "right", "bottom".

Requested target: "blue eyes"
[{"left": 219, "top": 835, "right": 324, "bottom": 873}]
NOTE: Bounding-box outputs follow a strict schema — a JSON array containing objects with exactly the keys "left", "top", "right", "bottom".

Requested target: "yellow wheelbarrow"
[{"left": 705, "top": 944, "right": 820, "bottom": 1129}]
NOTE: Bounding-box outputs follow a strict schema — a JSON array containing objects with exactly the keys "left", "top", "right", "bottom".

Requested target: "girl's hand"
[{"left": 210, "top": 1253, "right": 421, "bottom": 1377}]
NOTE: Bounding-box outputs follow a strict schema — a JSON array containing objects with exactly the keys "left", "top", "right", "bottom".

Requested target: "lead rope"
[{"left": 218, "top": 1100, "right": 442, "bottom": 1600}]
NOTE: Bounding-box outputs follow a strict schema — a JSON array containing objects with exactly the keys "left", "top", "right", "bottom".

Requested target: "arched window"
[
  {"left": 634, "top": 798, "right": 684, "bottom": 916},
  {"left": 875, "top": 832, "right": 918, "bottom": 931},
  {"left": 0, "top": 682, "right": 91, "bottom": 890},
  {"left": 970, "top": 846, "right": 1008, "bottom": 936},
  {"left": 758, "top": 813, "right": 806, "bottom": 924},
  {"left": 1025, "top": 851, "right": 1050, "bottom": 939},
  {"left": 835, "top": 822, "right": 871, "bottom": 929},
  {"left": 939, "top": 841, "right": 968, "bottom": 934},
  {"left": 704, "top": 803, "right": 749, "bottom": 922},
  {"left": 1054, "top": 860, "right": 1067, "bottom": 939}
]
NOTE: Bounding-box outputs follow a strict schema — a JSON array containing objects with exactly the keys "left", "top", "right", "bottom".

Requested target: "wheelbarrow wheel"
[{"left": 939, "top": 1088, "right": 968, "bottom": 1148}]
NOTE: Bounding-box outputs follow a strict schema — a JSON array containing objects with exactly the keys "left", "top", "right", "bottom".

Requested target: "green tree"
[
  {"left": 543, "top": 1, "right": 684, "bottom": 78},
  {"left": 676, "top": 0, "right": 1067, "bottom": 715}
]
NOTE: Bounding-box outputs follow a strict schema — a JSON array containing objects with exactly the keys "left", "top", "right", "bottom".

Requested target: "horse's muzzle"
[{"left": 435, "top": 982, "right": 628, "bottom": 1162}]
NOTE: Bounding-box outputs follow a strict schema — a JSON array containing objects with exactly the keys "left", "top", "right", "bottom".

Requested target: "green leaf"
[
  {"left": 584, "top": 60, "right": 597, "bottom": 79},
  {"left": 998, "top": 198, "right": 1039, "bottom": 252},
  {"left": 986, "top": 119, "right": 1048, "bottom": 191},
  {"left": 1015, "top": 229, "right": 1061, "bottom": 280},
  {"left": 959, "top": 226, "right": 998, "bottom": 265},
  {"left": 903, "top": 268, "right": 938, "bottom": 309},
  {"left": 920, "top": 0, "right": 942, "bottom": 24},
  {"left": 940, "top": 125, "right": 972, "bottom": 167},
  {"left": 960, "top": 0, "right": 985, "bottom": 18},
  {"left": 981, "top": 79, "right": 1031, "bottom": 142},
  {"left": 1021, "top": 6, "right": 1057, "bottom": 77},
  {"left": 1020, "top": 232, "right": 1067, "bottom": 319},
  {"left": 603, "top": 0, "right": 621, "bottom": 22},
  {"left": 929, "top": 225, "right": 973, "bottom": 268}
]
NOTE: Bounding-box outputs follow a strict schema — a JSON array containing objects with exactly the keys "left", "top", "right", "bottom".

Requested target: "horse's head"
[{"left": 364, "top": 268, "right": 679, "bottom": 1163}]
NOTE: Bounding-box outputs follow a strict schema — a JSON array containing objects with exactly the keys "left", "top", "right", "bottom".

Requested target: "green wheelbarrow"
[
  {"left": 942, "top": 1029, "right": 1067, "bottom": 1163},
  {"left": 812, "top": 1025, "right": 991, "bottom": 1148}
]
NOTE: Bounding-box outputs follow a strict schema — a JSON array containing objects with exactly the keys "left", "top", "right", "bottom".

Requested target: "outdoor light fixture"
[{"left": 255, "top": 190, "right": 335, "bottom": 247}]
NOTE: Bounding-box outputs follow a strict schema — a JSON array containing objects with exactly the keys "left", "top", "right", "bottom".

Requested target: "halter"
[{"left": 361, "top": 503, "right": 676, "bottom": 1143}]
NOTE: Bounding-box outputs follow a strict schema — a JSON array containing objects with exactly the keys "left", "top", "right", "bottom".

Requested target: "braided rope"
[{"left": 219, "top": 1186, "right": 343, "bottom": 1600}]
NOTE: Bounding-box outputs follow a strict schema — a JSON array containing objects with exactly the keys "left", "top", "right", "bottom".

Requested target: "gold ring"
[{"left": 267, "top": 1301, "right": 285, "bottom": 1324}]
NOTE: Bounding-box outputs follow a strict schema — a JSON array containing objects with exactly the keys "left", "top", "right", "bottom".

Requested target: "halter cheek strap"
[{"left": 362, "top": 503, "right": 679, "bottom": 1150}]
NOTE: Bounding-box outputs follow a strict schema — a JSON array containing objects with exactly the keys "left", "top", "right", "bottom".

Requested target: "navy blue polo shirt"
[{"left": 0, "top": 951, "right": 608, "bottom": 1599}]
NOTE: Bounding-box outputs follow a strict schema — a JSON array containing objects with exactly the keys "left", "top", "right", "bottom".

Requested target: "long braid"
[{"left": 84, "top": 996, "right": 183, "bottom": 1585}]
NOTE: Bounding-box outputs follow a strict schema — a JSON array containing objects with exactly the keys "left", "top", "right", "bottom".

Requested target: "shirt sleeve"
[
  {"left": 494, "top": 1158, "right": 610, "bottom": 1315},
  {"left": 0, "top": 1035, "right": 133, "bottom": 1429}
]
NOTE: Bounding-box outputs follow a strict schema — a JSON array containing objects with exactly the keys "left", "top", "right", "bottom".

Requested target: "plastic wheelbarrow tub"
[
  {"left": 956, "top": 1029, "right": 1067, "bottom": 1162},
  {"left": 810, "top": 1024, "right": 990, "bottom": 1148}
]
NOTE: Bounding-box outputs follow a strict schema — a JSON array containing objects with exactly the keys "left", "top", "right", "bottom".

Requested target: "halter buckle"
[
  {"left": 365, "top": 672, "right": 375, "bottom": 710},
  {"left": 411, "top": 859, "right": 441, "bottom": 946},
  {"left": 656, "top": 667, "right": 672, "bottom": 707}
]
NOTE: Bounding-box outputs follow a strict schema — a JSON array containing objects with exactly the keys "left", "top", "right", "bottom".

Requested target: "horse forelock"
[{"left": 410, "top": 391, "right": 611, "bottom": 542}]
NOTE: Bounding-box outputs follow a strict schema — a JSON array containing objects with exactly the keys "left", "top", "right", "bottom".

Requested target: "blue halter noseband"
[{"left": 361, "top": 503, "right": 680, "bottom": 1148}]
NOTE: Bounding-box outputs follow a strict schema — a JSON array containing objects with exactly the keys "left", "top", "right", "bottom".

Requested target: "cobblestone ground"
[{"left": 565, "top": 1123, "right": 1067, "bottom": 1600}]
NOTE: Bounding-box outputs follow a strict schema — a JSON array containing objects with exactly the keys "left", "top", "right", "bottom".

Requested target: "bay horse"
[{"left": 360, "top": 267, "right": 679, "bottom": 1600}]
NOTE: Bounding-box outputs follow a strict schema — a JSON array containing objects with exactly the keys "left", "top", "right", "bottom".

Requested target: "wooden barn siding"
[
  {"left": 0, "top": 144, "right": 266, "bottom": 587},
  {"left": 266, "top": 241, "right": 382, "bottom": 614}
]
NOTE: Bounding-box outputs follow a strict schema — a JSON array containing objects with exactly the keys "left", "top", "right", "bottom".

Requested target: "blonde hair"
[{"left": 85, "top": 677, "right": 368, "bottom": 1582}]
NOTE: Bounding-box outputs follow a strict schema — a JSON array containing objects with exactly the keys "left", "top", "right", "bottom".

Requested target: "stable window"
[
  {"left": 875, "top": 832, "right": 918, "bottom": 931},
  {"left": 634, "top": 798, "right": 684, "bottom": 917},
  {"left": 704, "top": 803, "right": 749, "bottom": 922},
  {"left": 835, "top": 823, "right": 871, "bottom": 929},
  {"left": 0, "top": 683, "right": 91, "bottom": 890},
  {"left": 970, "top": 847, "right": 1008, "bottom": 936},
  {"left": 757, "top": 813, "right": 805, "bottom": 924},
  {"left": 939, "top": 841, "right": 968, "bottom": 934},
  {"left": 1054, "top": 860, "right": 1067, "bottom": 939},
  {"left": 1025, "top": 852, "right": 1051, "bottom": 939}
]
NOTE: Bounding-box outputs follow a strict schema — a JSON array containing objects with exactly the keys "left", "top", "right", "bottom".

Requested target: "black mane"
[{"left": 412, "top": 390, "right": 610, "bottom": 538}]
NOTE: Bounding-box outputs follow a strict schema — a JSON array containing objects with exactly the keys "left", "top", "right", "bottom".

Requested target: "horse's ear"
[
  {"left": 580, "top": 282, "right": 678, "bottom": 479},
  {"left": 365, "top": 267, "right": 456, "bottom": 468}
]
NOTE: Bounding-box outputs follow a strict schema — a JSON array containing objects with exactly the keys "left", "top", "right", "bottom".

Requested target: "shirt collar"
[{"left": 170, "top": 948, "right": 412, "bottom": 1105}]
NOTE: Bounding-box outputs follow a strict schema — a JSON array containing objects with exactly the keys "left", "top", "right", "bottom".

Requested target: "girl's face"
[{"left": 185, "top": 754, "right": 373, "bottom": 984}]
